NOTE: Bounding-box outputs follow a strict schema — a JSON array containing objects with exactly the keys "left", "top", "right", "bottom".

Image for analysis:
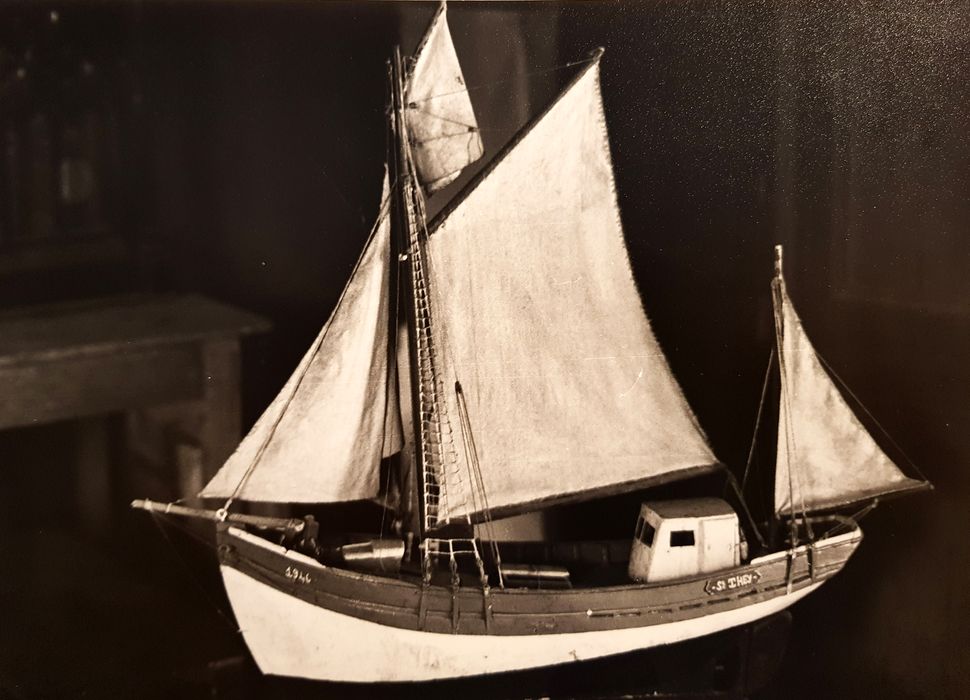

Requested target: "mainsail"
[
  {"left": 405, "top": 3, "right": 484, "bottom": 194},
  {"left": 772, "top": 248, "right": 925, "bottom": 516},
  {"left": 201, "top": 176, "right": 401, "bottom": 503},
  {"left": 422, "top": 59, "right": 720, "bottom": 524}
]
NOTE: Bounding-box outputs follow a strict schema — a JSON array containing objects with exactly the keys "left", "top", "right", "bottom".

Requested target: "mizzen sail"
[
  {"left": 772, "top": 248, "right": 924, "bottom": 516},
  {"left": 423, "top": 59, "right": 719, "bottom": 524},
  {"left": 201, "top": 175, "right": 401, "bottom": 503},
  {"left": 405, "top": 3, "right": 484, "bottom": 194}
]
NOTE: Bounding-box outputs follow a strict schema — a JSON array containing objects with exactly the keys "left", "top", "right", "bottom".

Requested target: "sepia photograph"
[{"left": 0, "top": 1, "right": 966, "bottom": 698}]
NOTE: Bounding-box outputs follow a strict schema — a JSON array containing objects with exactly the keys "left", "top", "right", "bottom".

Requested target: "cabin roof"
[{"left": 643, "top": 497, "right": 736, "bottom": 520}]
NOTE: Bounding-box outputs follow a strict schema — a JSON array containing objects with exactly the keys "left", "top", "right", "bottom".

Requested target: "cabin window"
[
  {"left": 639, "top": 521, "right": 656, "bottom": 547},
  {"left": 670, "top": 530, "right": 695, "bottom": 547}
]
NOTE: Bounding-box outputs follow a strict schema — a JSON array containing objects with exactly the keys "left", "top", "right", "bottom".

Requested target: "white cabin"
[{"left": 628, "top": 498, "right": 742, "bottom": 583}]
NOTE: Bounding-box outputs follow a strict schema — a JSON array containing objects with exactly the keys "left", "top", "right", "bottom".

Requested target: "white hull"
[{"left": 221, "top": 564, "right": 822, "bottom": 683}]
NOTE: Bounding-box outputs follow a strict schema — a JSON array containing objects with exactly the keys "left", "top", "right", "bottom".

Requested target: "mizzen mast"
[{"left": 771, "top": 244, "right": 929, "bottom": 523}]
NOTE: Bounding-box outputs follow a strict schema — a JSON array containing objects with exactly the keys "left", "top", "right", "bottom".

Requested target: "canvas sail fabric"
[
  {"left": 773, "top": 281, "right": 923, "bottom": 516},
  {"left": 405, "top": 3, "right": 484, "bottom": 194},
  {"left": 201, "top": 176, "right": 401, "bottom": 503},
  {"left": 424, "top": 61, "right": 719, "bottom": 524}
]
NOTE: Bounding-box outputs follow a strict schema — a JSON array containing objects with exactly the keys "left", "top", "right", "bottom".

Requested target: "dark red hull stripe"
[{"left": 218, "top": 529, "right": 859, "bottom": 637}]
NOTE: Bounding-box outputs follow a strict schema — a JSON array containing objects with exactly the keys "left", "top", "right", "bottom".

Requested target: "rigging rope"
[
  {"left": 821, "top": 500, "right": 879, "bottom": 539},
  {"left": 414, "top": 183, "right": 499, "bottom": 585},
  {"left": 455, "top": 380, "right": 504, "bottom": 587},
  {"left": 406, "top": 55, "right": 601, "bottom": 106},
  {"left": 406, "top": 106, "right": 478, "bottom": 133},
  {"left": 148, "top": 512, "right": 238, "bottom": 632},
  {"left": 379, "top": 268, "right": 402, "bottom": 541},
  {"left": 403, "top": 117, "right": 493, "bottom": 582},
  {"left": 741, "top": 348, "right": 775, "bottom": 494},
  {"left": 378, "top": 105, "right": 405, "bottom": 540},
  {"left": 813, "top": 348, "right": 930, "bottom": 484},
  {"left": 405, "top": 147, "right": 467, "bottom": 531}
]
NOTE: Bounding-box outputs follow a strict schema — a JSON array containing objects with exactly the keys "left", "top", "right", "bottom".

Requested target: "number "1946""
[{"left": 284, "top": 566, "right": 312, "bottom": 584}]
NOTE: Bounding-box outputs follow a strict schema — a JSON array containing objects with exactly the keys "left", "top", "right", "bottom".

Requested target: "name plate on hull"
[{"left": 704, "top": 570, "right": 761, "bottom": 595}]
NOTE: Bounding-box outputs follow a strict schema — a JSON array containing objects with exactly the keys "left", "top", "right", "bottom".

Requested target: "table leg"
[
  {"left": 76, "top": 415, "right": 111, "bottom": 535},
  {"left": 200, "top": 338, "right": 242, "bottom": 482}
]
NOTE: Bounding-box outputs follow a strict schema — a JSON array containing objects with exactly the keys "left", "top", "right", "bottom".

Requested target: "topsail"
[{"left": 405, "top": 3, "right": 484, "bottom": 194}]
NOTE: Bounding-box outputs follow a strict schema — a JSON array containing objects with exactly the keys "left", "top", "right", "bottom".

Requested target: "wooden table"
[{"left": 0, "top": 294, "right": 270, "bottom": 530}]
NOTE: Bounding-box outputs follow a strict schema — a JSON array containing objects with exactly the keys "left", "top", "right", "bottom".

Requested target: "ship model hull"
[
  {"left": 129, "top": 4, "right": 930, "bottom": 687},
  {"left": 217, "top": 523, "right": 861, "bottom": 682}
]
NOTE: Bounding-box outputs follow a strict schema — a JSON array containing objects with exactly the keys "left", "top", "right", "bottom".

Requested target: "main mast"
[
  {"left": 390, "top": 46, "right": 457, "bottom": 546},
  {"left": 389, "top": 47, "right": 425, "bottom": 544}
]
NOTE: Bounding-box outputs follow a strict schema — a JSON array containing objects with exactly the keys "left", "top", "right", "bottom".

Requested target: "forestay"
[
  {"left": 773, "top": 270, "right": 924, "bottom": 516},
  {"left": 405, "top": 3, "right": 484, "bottom": 194},
  {"left": 201, "top": 175, "right": 401, "bottom": 503},
  {"left": 424, "top": 60, "right": 719, "bottom": 524}
]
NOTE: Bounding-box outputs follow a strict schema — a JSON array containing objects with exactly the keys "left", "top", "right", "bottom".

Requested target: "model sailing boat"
[{"left": 133, "top": 5, "right": 930, "bottom": 683}]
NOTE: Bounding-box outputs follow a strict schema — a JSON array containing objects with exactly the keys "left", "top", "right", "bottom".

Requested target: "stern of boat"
[{"left": 752, "top": 516, "right": 863, "bottom": 588}]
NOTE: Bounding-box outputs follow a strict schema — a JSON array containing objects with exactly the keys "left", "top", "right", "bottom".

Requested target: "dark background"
[{"left": 0, "top": 1, "right": 966, "bottom": 697}]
